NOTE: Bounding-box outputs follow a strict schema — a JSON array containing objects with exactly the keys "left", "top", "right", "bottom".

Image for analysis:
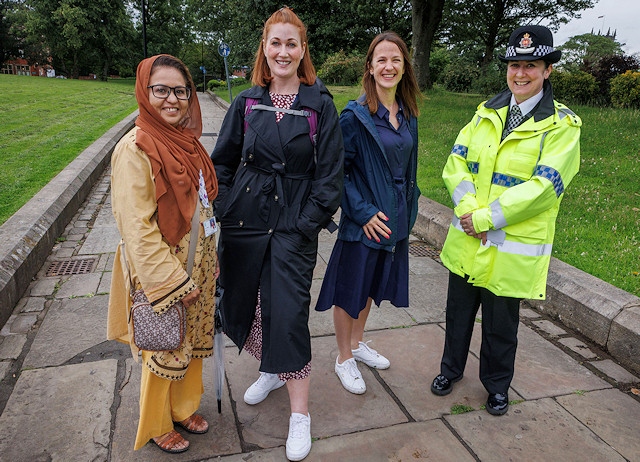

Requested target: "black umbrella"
[{"left": 214, "top": 284, "right": 224, "bottom": 413}]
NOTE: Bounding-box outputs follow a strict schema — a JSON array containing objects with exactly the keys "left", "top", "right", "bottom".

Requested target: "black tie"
[{"left": 502, "top": 105, "right": 523, "bottom": 140}]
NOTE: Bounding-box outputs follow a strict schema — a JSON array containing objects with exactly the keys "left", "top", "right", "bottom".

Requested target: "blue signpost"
[{"left": 218, "top": 42, "right": 233, "bottom": 103}]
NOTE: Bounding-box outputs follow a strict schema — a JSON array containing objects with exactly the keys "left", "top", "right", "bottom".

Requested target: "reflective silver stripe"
[
  {"left": 492, "top": 240, "right": 553, "bottom": 256},
  {"left": 450, "top": 216, "right": 552, "bottom": 257},
  {"left": 490, "top": 199, "right": 507, "bottom": 229},
  {"left": 452, "top": 180, "right": 476, "bottom": 206},
  {"left": 486, "top": 229, "right": 505, "bottom": 245}
]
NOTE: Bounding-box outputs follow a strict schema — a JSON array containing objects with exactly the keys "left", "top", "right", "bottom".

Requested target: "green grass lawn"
[
  {"left": 2, "top": 76, "right": 638, "bottom": 296},
  {"left": 0, "top": 75, "right": 138, "bottom": 224}
]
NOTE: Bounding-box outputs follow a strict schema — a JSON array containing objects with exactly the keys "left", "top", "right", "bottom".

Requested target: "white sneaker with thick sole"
[
  {"left": 352, "top": 341, "right": 390, "bottom": 369},
  {"left": 334, "top": 357, "right": 366, "bottom": 394},
  {"left": 286, "top": 413, "right": 311, "bottom": 461},
  {"left": 243, "top": 372, "right": 285, "bottom": 405}
]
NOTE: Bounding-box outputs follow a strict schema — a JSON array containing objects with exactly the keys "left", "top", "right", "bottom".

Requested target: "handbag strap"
[
  {"left": 185, "top": 199, "right": 200, "bottom": 276},
  {"left": 122, "top": 197, "right": 201, "bottom": 292}
]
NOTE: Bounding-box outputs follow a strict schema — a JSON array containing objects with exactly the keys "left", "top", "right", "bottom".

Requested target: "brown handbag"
[{"left": 125, "top": 200, "right": 200, "bottom": 351}]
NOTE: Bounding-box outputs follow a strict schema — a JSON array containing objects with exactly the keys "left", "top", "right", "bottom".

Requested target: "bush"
[
  {"left": 207, "top": 79, "right": 226, "bottom": 91},
  {"left": 610, "top": 70, "right": 640, "bottom": 108},
  {"left": 318, "top": 50, "right": 365, "bottom": 85},
  {"left": 550, "top": 70, "right": 598, "bottom": 105},
  {"left": 441, "top": 60, "right": 480, "bottom": 93},
  {"left": 429, "top": 47, "right": 451, "bottom": 85},
  {"left": 583, "top": 54, "right": 640, "bottom": 104},
  {"left": 470, "top": 64, "right": 506, "bottom": 97}
]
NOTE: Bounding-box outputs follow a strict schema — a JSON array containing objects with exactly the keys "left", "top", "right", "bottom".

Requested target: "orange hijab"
[{"left": 134, "top": 55, "right": 218, "bottom": 246}]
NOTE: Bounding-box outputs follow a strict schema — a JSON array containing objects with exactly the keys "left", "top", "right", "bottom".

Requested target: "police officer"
[{"left": 430, "top": 25, "right": 581, "bottom": 415}]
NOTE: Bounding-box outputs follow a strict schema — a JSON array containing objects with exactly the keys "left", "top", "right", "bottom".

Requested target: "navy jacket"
[{"left": 337, "top": 96, "right": 420, "bottom": 251}]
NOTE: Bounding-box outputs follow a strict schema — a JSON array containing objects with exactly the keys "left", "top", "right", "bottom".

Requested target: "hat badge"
[{"left": 516, "top": 33, "right": 535, "bottom": 54}]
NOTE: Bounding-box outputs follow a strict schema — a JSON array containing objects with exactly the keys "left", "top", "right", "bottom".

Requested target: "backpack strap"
[{"left": 244, "top": 97, "right": 317, "bottom": 147}]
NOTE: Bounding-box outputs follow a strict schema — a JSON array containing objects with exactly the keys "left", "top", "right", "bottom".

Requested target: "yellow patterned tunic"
[{"left": 107, "top": 127, "right": 217, "bottom": 381}]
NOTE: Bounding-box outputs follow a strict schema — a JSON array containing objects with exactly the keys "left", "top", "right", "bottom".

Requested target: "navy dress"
[{"left": 316, "top": 102, "right": 413, "bottom": 319}]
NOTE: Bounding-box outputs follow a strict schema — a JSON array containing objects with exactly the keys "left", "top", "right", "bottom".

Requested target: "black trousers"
[{"left": 440, "top": 272, "right": 521, "bottom": 394}]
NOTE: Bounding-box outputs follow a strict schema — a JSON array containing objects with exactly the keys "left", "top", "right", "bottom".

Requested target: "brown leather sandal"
[
  {"left": 150, "top": 429, "right": 189, "bottom": 453},
  {"left": 174, "top": 413, "right": 209, "bottom": 434}
]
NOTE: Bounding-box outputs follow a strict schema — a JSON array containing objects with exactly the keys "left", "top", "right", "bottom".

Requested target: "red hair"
[{"left": 251, "top": 7, "right": 316, "bottom": 87}]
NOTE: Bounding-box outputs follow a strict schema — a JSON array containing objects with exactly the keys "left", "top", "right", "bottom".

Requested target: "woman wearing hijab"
[{"left": 107, "top": 54, "right": 218, "bottom": 454}]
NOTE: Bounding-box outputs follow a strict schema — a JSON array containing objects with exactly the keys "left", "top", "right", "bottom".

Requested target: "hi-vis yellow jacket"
[{"left": 440, "top": 80, "right": 581, "bottom": 300}]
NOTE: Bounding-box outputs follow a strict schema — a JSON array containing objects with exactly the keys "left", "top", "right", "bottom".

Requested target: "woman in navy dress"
[{"left": 315, "top": 31, "right": 421, "bottom": 394}]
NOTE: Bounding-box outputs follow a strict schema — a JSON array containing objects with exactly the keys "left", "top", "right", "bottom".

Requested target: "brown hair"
[
  {"left": 361, "top": 31, "right": 420, "bottom": 117},
  {"left": 251, "top": 6, "right": 316, "bottom": 87}
]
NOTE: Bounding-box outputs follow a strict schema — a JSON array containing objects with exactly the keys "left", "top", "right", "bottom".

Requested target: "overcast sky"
[{"left": 553, "top": 0, "right": 640, "bottom": 55}]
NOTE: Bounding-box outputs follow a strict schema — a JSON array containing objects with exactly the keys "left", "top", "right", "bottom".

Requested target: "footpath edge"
[{"left": 0, "top": 111, "right": 138, "bottom": 327}]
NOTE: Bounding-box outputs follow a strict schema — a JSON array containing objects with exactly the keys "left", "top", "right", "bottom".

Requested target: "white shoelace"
[
  {"left": 289, "top": 414, "right": 310, "bottom": 437},
  {"left": 357, "top": 340, "right": 379, "bottom": 357}
]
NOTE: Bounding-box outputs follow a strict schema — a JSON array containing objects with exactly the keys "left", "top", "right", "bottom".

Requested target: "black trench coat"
[{"left": 211, "top": 80, "right": 344, "bottom": 373}]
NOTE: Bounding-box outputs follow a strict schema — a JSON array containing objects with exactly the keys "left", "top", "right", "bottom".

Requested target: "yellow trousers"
[{"left": 134, "top": 353, "right": 204, "bottom": 450}]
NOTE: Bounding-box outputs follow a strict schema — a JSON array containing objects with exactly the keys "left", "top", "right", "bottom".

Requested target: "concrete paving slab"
[
  {"left": 446, "top": 398, "right": 626, "bottom": 461},
  {"left": 402, "top": 273, "right": 448, "bottom": 323},
  {"left": 556, "top": 388, "right": 640, "bottom": 461},
  {"left": 18, "top": 296, "right": 46, "bottom": 313},
  {"left": 531, "top": 318, "right": 567, "bottom": 336},
  {"left": 299, "top": 420, "right": 475, "bottom": 461},
  {"left": 54, "top": 272, "right": 102, "bottom": 298},
  {"left": 510, "top": 325, "right": 612, "bottom": 399},
  {"left": 0, "top": 360, "right": 117, "bottom": 462},
  {"left": 28, "top": 277, "right": 59, "bottom": 296},
  {"left": 0, "top": 334, "right": 26, "bottom": 360},
  {"left": 369, "top": 325, "right": 489, "bottom": 419},
  {"left": 224, "top": 334, "right": 407, "bottom": 450},
  {"left": 24, "top": 294, "right": 109, "bottom": 368},
  {"left": 111, "top": 357, "right": 241, "bottom": 461},
  {"left": 558, "top": 336, "right": 599, "bottom": 360},
  {"left": 97, "top": 270, "right": 112, "bottom": 294},
  {"left": 589, "top": 359, "right": 640, "bottom": 384},
  {"left": 78, "top": 224, "right": 121, "bottom": 255}
]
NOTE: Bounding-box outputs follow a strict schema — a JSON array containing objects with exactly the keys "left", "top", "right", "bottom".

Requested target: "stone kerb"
[
  {"left": 412, "top": 195, "right": 640, "bottom": 375},
  {"left": 0, "top": 111, "right": 138, "bottom": 328}
]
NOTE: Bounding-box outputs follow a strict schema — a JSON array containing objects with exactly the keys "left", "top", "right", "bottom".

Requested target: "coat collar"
[
  {"left": 243, "top": 78, "right": 331, "bottom": 112},
  {"left": 485, "top": 79, "right": 555, "bottom": 122}
]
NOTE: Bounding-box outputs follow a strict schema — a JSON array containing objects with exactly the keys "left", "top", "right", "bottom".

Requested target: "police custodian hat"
[{"left": 500, "top": 25, "right": 562, "bottom": 63}]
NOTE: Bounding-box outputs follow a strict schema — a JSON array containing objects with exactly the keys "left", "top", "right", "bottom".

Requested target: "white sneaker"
[
  {"left": 243, "top": 372, "right": 285, "bottom": 405},
  {"left": 286, "top": 413, "right": 311, "bottom": 461},
  {"left": 334, "top": 357, "right": 366, "bottom": 394},
  {"left": 352, "top": 341, "right": 390, "bottom": 369}
]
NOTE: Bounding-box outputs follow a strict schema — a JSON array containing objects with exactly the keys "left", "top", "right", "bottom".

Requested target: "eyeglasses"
[{"left": 147, "top": 84, "right": 191, "bottom": 100}]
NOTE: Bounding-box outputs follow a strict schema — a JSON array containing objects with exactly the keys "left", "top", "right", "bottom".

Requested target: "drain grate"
[
  {"left": 46, "top": 258, "right": 96, "bottom": 277},
  {"left": 408, "top": 241, "right": 441, "bottom": 259}
]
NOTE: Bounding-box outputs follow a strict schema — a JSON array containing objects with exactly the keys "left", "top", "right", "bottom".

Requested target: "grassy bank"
[
  {"left": 0, "top": 75, "right": 137, "bottom": 224},
  {"left": 2, "top": 76, "right": 638, "bottom": 296}
]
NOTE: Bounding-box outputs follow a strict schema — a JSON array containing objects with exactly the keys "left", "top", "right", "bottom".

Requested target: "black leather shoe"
[
  {"left": 486, "top": 393, "right": 509, "bottom": 415},
  {"left": 430, "top": 374, "right": 461, "bottom": 396}
]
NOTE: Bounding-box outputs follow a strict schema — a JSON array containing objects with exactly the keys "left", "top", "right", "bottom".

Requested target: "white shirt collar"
[{"left": 510, "top": 89, "right": 544, "bottom": 117}]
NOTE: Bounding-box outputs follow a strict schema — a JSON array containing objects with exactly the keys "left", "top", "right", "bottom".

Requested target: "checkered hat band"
[{"left": 505, "top": 45, "right": 556, "bottom": 58}]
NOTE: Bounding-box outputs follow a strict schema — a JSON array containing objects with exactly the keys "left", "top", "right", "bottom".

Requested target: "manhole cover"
[
  {"left": 46, "top": 258, "right": 96, "bottom": 277},
  {"left": 408, "top": 241, "right": 441, "bottom": 259}
]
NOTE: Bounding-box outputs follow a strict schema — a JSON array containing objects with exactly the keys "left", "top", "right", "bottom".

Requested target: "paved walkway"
[{"left": 0, "top": 92, "right": 638, "bottom": 461}]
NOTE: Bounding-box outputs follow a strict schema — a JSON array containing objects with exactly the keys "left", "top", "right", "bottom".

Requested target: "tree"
[
  {"left": 411, "top": 0, "right": 445, "bottom": 90},
  {"left": 440, "top": 0, "right": 597, "bottom": 69},
  {"left": 24, "top": 0, "right": 137, "bottom": 79},
  {"left": 0, "top": 0, "right": 21, "bottom": 65},
  {"left": 559, "top": 33, "right": 624, "bottom": 71}
]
